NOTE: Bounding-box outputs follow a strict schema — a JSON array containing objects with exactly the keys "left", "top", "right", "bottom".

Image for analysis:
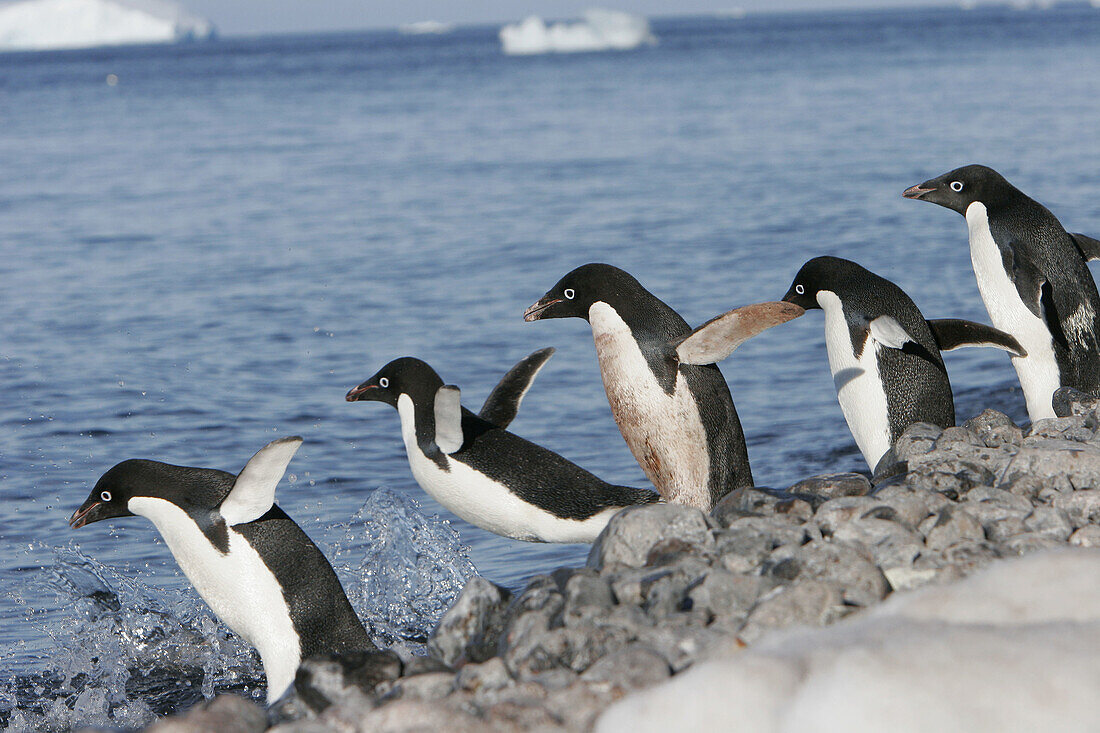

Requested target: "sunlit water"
[{"left": 3, "top": 5, "right": 1100, "bottom": 728}]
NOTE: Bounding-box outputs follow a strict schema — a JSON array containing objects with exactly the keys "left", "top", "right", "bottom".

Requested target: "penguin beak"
[
  {"left": 69, "top": 501, "right": 101, "bottom": 529},
  {"left": 523, "top": 296, "right": 563, "bottom": 322},
  {"left": 902, "top": 183, "right": 936, "bottom": 200},
  {"left": 345, "top": 382, "right": 378, "bottom": 401}
]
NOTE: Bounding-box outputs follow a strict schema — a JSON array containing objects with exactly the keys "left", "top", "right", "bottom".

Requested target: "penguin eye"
[
  {"left": 795, "top": 284, "right": 805, "bottom": 295},
  {"left": 379, "top": 377, "right": 390, "bottom": 388},
  {"left": 100, "top": 491, "right": 112, "bottom": 502},
  {"left": 563, "top": 288, "right": 575, "bottom": 300},
  {"left": 950, "top": 181, "right": 964, "bottom": 192}
]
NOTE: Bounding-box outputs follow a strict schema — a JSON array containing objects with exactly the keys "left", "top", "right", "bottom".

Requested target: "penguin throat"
[{"left": 397, "top": 393, "right": 449, "bottom": 470}]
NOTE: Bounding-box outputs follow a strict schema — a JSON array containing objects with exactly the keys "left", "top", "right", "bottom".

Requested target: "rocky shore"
[{"left": 137, "top": 388, "right": 1100, "bottom": 733}]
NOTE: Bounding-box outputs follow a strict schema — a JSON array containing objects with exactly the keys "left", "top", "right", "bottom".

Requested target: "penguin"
[
  {"left": 477, "top": 346, "right": 555, "bottom": 428},
  {"left": 523, "top": 263, "right": 803, "bottom": 511},
  {"left": 68, "top": 437, "right": 381, "bottom": 704},
  {"left": 345, "top": 356, "right": 659, "bottom": 543},
  {"left": 780, "top": 256, "right": 1025, "bottom": 473},
  {"left": 904, "top": 164, "right": 1100, "bottom": 420}
]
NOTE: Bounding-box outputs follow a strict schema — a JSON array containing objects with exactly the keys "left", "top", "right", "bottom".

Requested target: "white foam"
[
  {"left": 0, "top": 0, "right": 214, "bottom": 52},
  {"left": 598, "top": 549, "right": 1100, "bottom": 733},
  {"left": 398, "top": 20, "right": 453, "bottom": 35},
  {"left": 499, "top": 9, "right": 656, "bottom": 56}
]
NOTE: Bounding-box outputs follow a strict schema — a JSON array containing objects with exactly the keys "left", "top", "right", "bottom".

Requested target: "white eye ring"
[
  {"left": 795, "top": 284, "right": 805, "bottom": 295},
  {"left": 950, "top": 181, "right": 963, "bottom": 192},
  {"left": 100, "top": 491, "right": 112, "bottom": 502},
  {"left": 379, "top": 377, "right": 389, "bottom": 388},
  {"left": 563, "top": 288, "right": 575, "bottom": 300}
]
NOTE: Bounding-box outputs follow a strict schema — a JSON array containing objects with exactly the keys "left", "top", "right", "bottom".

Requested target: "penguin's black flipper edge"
[
  {"left": 1070, "top": 233, "right": 1100, "bottom": 262},
  {"left": 479, "top": 347, "right": 555, "bottom": 428},
  {"left": 222, "top": 436, "right": 303, "bottom": 525},
  {"left": 926, "top": 319, "right": 1027, "bottom": 357},
  {"left": 675, "top": 301, "right": 804, "bottom": 365},
  {"left": 435, "top": 385, "right": 465, "bottom": 454}
]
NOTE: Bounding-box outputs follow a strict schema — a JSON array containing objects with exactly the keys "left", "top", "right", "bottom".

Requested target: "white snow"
[
  {"left": 499, "top": 9, "right": 655, "bottom": 56},
  {"left": 0, "top": 0, "right": 213, "bottom": 51},
  {"left": 598, "top": 549, "right": 1100, "bottom": 733}
]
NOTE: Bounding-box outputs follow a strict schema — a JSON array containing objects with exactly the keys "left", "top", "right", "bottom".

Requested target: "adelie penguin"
[
  {"left": 69, "top": 437, "right": 389, "bottom": 704},
  {"left": 904, "top": 164, "right": 1100, "bottom": 420},
  {"left": 524, "top": 264, "right": 803, "bottom": 511},
  {"left": 779, "top": 256, "right": 1024, "bottom": 474},
  {"left": 345, "top": 351, "right": 659, "bottom": 543}
]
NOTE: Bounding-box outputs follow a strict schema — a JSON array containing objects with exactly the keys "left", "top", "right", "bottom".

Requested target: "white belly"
[
  {"left": 966, "top": 201, "right": 1060, "bottom": 420},
  {"left": 396, "top": 395, "right": 619, "bottom": 543},
  {"left": 128, "top": 497, "right": 300, "bottom": 702},
  {"left": 818, "top": 291, "right": 892, "bottom": 472},
  {"left": 589, "top": 302, "right": 711, "bottom": 508}
]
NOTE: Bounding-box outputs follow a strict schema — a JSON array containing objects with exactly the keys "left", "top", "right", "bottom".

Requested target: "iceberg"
[
  {"left": 499, "top": 9, "right": 656, "bottom": 56},
  {"left": 0, "top": 0, "right": 215, "bottom": 52}
]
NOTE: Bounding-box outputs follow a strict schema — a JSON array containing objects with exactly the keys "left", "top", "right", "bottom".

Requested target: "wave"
[{"left": 499, "top": 9, "right": 656, "bottom": 56}]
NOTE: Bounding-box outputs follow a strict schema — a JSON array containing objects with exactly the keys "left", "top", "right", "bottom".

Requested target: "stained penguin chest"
[
  {"left": 966, "top": 202, "right": 1060, "bottom": 419},
  {"left": 818, "top": 292, "right": 893, "bottom": 471},
  {"left": 588, "top": 302, "right": 710, "bottom": 505}
]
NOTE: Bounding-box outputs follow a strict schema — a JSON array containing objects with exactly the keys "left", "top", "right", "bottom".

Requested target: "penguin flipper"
[
  {"left": 868, "top": 315, "right": 916, "bottom": 349},
  {"left": 221, "top": 436, "right": 303, "bottom": 525},
  {"left": 478, "top": 347, "right": 555, "bottom": 428},
  {"left": 1070, "top": 233, "right": 1100, "bottom": 262},
  {"left": 675, "top": 301, "right": 804, "bottom": 365},
  {"left": 926, "top": 319, "right": 1027, "bottom": 357},
  {"left": 435, "top": 385, "right": 465, "bottom": 454}
]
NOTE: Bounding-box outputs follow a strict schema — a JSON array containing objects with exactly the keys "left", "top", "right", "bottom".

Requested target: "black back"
[{"left": 785, "top": 256, "right": 954, "bottom": 440}]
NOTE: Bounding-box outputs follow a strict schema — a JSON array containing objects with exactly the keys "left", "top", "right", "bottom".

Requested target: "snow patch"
[
  {"left": 0, "top": 0, "right": 214, "bottom": 52},
  {"left": 598, "top": 549, "right": 1100, "bottom": 733},
  {"left": 499, "top": 9, "right": 656, "bottom": 56}
]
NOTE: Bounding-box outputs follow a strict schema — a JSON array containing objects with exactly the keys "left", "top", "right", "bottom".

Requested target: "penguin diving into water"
[
  {"left": 779, "top": 256, "right": 1024, "bottom": 474},
  {"left": 524, "top": 263, "right": 803, "bottom": 511},
  {"left": 904, "top": 164, "right": 1100, "bottom": 420},
  {"left": 346, "top": 351, "right": 658, "bottom": 543},
  {"left": 69, "top": 437, "right": 384, "bottom": 704}
]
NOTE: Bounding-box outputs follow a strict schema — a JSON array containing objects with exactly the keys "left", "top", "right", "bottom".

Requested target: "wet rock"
[
  {"left": 580, "top": 645, "right": 671, "bottom": 693},
  {"left": 294, "top": 649, "right": 403, "bottom": 715},
  {"left": 1052, "top": 490, "right": 1100, "bottom": 528},
  {"left": 893, "top": 422, "right": 944, "bottom": 461},
  {"left": 428, "top": 576, "right": 513, "bottom": 667},
  {"left": 922, "top": 506, "right": 984, "bottom": 551},
  {"left": 146, "top": 695, "right": 266, "bottom": 733},
  {"left": 1053, "top": 386, "right": 1100, "bottom": 417},
  {"left": 965, "top": 409, "right": 1024, "bottom": 449},
  {"left": 740, "top": 580, "right": 847, "bottom": 644},
  {"left": 589, "top": 504, "right": 713, "bottom": 570},
  {"left": 787, "top": 473, "right": 871, "bottom": 502}
]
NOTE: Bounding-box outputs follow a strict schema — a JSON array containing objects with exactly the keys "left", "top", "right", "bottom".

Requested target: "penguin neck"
[
  {"left": 588, "top": 301, "right": 679, "bottom": 394},
  {"left": 396, "top": 393, "right": 447, "bottom": 467}
]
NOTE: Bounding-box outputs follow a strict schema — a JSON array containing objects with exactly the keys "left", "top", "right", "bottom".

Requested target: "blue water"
[{"left": 3, "top": 4, "right": 1100, "bottom": 726}]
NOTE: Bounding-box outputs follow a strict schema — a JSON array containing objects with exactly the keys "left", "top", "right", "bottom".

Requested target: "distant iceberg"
[
  {"left": 0, "top": 0, "right": 215, "bottom": 52},
  {"left": 398, "top": 20, "right": 454, "bottom": 35},
  {"left": 499, "top": 9, "right": 656, "bottom": 56}
]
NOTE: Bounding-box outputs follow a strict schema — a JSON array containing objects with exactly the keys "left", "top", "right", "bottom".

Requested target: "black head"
[
  {"left": 345, "top": 357, "right": 445, "bottom": 409},
  {"left": 524, "top": 263, "right": 648, "bottom": 323},
  {"left": 902, "top": 164, "right": 1017, "bottom": 214},
  {"left": 68, "top": 459, "right": 233, "bottom": 529},
  {"left": 782, "top": 256, "right": 873, "bottom": 310}
]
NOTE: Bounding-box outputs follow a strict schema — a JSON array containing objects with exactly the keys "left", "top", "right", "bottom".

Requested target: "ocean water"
[{"left": 3, "top": 4, "right": 1100, "bottom": 727}]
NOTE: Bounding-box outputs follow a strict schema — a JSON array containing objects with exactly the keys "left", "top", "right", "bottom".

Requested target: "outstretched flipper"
[
  {"left": 1071, "top": 232, "right": 1100, "bottom": 262},
  {"left": 675, "top": 301, "right": 804, "bottom": 365},
  {"left": 479, "top": 347, "right": 555, "bottom": 428},
  {"left": 435, "top": 385, "right": 464, "bottom": 454},
  {"left": 927, "top": 319, "right": 1027, "bottom": 357},
  {"left": 220, "top": 436, "right": 302, "bottom": 525}
]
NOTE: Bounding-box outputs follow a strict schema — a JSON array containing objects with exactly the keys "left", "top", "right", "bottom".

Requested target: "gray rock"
[
  {"left": 1052, "top": 490, "right": 1100, "bottom": 528},
  {"left": 501, "top": 610, "right": 565, "bottom": 679},
  {"left": 964, "top": 409, "right": 1023, "bottom": 449},
  {"left": 686, "top": 568, "right": 764, "bottom": 623},
  {"left": 1002, "top": 439, "right": 1100, "bottom": 490},
  {"left": 922, "top": 506, "right": 984, "bottom": 551},
  {"left": 872, "top": 486, "right": 943, "bottom": 528},
  {"left": 724, "top": 516, "right": 807, "bottom": 549},
  {"left": 832, "top": 517, "right": 923, "bottom": 569},
  {"left": 711, "top": 486, "right": 790, "bottom": 525},
  {"left": 588, "top": 503, "right": 713, "bottom": 570},
  {"left": 787, "top": 473, "right": 872, "bottom": 502},
  {"left": 146, "top": 695, "right": 266, "bottom": 733},
  {"left": 562, "top": 571, "right": 613, "bottom": 627},
  {"left": 937, "top": 426, "right": 986, "bottom": 448},
  {"left": 907, "top": 442, "right": 1010, "bottom": 498},
  {"left": 454, "top": 657, "right": 511, "bottom": 694},
  {"left": 798, "top": 540, "right": 889, "bottom": 607},
  {"left": 428, "top": 576, "right": 513, "bottom": 667},
  {"left": 1023, "top": 505, "right": 1073, "bottom": 541},
  {"left": 814, "top": 496, "right": 883, "bottom": 535},
  {"left": 893, "top": 422, "right": 944, "bottom": 461},
  {"left": 1053, "top": 386, "right": 1100, "bottom": 417},
  {"left": 293, "top": 649, "right": 403, "bottom": 715},
  {"left": 1028, "top": 416, "right": 1089, "bottom": 441},
  {"left": 999, "top": 532, "right": 1066, "bottom": 555},
  {"left": 712, "top": 526, "right": 777, "bottom": 574},
  {"left": 1069, "top": 525, "right": 1100, "bottom": 547},
  {"left": 395, "top": 671, "right": 455, "bottom": 701},
  {"left": 608, "top": 566, "right": 671, "bottom": 607},
  {"left": 740, "top": 580, "right": 847, "bottom": 644},
  {"left": 580, "top": 644, "right": 671, "bottom": 692},
  {"left": 633, "top": 625, "right": 737, "bottom": 672}
]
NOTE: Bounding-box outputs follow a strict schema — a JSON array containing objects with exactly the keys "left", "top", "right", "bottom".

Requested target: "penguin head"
[
  {"left": 782, "top": 256, "right": 870, "bottom": 310},
  {"left": 346, "top": 357, "right": 444, "bottom": 409},
  {"left": 69, "top": 459, "right": 230, "bottom": 529},
  {"left": 902, "top": 164, "right": 1012, "bottom": 214},
  {"left": 524, "top": 263, "right": 644, "bottom": 323}
]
